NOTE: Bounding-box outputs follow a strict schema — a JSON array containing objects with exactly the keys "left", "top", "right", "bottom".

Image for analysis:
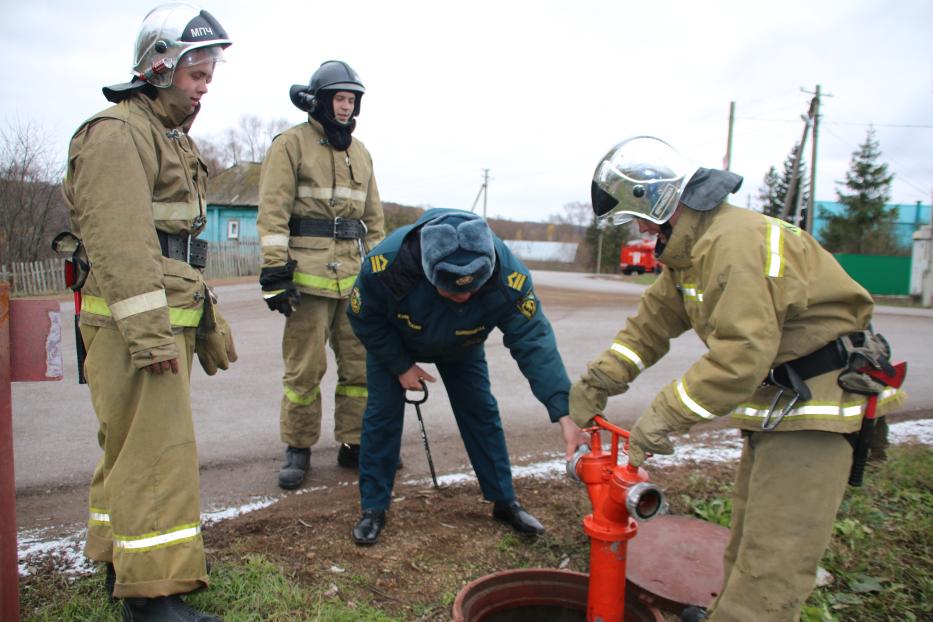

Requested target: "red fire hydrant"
[{"left": 568, "top": 415, "right": 667, "bottom": 622}]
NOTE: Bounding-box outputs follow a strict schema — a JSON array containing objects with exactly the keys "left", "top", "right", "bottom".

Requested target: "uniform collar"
[
  {"left": 136, "top": 87, "right": 200, "bottom": 130},
  {"left": 656, "top": 205, "right": 713, "bottom": 270}
]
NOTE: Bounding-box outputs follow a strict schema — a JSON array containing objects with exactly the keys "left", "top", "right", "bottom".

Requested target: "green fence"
[{"left": 834, "top": 254, "right": 911, "bottom": 296}]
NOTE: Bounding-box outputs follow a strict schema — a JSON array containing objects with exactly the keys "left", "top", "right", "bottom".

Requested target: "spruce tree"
[
  {"left": 757, "top": 166, "right": 782, "bottom": 217},
  {"left": 819, "top": 128, "right": 898, "bottom": 254}
]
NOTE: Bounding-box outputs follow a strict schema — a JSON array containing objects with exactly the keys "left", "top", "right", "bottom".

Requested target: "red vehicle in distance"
[{"left": 620, "top": 237, "right": 662, "bottom": 275}]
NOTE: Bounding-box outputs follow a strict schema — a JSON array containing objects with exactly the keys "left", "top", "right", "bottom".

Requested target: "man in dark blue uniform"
[{"left": 346, "top": 208, "right": 587, "bottom": 545}]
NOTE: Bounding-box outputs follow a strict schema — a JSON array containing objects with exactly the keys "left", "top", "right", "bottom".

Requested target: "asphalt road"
[{"left": 12, "top": 271, "right": 933, "bottom": 532}]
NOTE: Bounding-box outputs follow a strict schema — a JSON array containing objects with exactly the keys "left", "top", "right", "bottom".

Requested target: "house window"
[{"left": 227, "top": 219, "right": 240, "bottom": 240}]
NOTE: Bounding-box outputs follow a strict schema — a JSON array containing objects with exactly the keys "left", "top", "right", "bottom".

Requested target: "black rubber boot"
[
  {"left": 337, "top": 443, "right": 360, "bottom": 469},
  {"left": 277, "top": 446, "right": 310, "bottom": 490},
  {"left": 105, "top": 562, "right": 116, "bottom": 603},
  {"left": 122, "top": 594, "right": 221, "bottom": 621},
  {"left": 681, "top": 606, "right": 708, "bottom": 621}
]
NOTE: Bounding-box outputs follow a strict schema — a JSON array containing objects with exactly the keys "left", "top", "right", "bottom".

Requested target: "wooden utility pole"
[
  {"left": 724, "top": 101, "right": 735, "bottom": 170},
  {"left": 470, "top": 168, "right": 491, "bottom": 218}
]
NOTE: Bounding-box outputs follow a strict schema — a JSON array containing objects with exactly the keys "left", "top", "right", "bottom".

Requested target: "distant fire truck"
[{"left": 620, "top": 237, "right": 662, "bottom": 275}]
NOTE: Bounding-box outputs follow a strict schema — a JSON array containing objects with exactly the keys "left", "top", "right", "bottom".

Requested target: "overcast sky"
[{"left": 2, "top": 0, "right": 930, "bottom": 223}]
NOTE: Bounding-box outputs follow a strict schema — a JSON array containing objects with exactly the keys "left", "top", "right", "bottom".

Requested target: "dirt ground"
[{"left": 194, "top": 460, "right": 738, "bottom": 621}]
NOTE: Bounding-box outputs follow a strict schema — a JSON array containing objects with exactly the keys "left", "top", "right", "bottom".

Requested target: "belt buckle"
[
  {"left": 333, "top": 217, "right": 342, "bottom": 239},
  {"left": 185, "top": 234, "right": 192, "bottom": 264}
]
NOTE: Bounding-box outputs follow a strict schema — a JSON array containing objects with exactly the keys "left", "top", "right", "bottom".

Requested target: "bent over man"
[
  {"left": 570, "top": 136, "right": 904, "bottom": 622},
  {"left": 258, "top": 60, "right": 385, "bottom": 489},
  {"left": 347, "top": 208, "right": 588, "bottom": 545},
  {"left": 61, "top": 4, "right": 236, "bottom": 620}
]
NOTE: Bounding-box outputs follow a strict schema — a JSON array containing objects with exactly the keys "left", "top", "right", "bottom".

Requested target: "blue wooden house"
[{"left": 204, "top": 162, "right": 261, "bottom": 242}]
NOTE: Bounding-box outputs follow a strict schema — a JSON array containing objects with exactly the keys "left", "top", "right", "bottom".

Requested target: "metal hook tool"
[{"left": 405, "top": 380, "right": 439, "bottom": 488}]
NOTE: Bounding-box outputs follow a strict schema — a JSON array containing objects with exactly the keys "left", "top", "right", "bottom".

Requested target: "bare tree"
[
  {"left": 0, "top": 120, "right": 68, "bottom": 265},
  {"left": 195, "top": 115, "right": 290, "bottom": 173},
  {"left": 548, "top": 200, "right": 594, "bottom": 227}
]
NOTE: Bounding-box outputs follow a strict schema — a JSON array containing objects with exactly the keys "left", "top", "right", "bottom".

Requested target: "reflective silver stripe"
[
  {"left": 261, "top": 234, "right": 290, "bottom": 247},
  {"left": 89, "top": 510, "right": 111, "bottom": 524},
  {"left": 610, "top": 342, "right": 645, "bottom": 371},
  {"left": 296, "top": 185, "right": 367, "bottom": 203},
  {"left": 681, "top": 284, "right": 704, "bottom": 302},
  {"left": 733, "top": 403, "right": 864, "bottom": 420},
  {"left": 114, "top": 524, "right": 201, "bottom": 551},
  {"left": 152, "top": 200, "right": 199, "bottom": 221},
  {"left": 109, "top": 289, "right": 168, "bottom": 321},
  {"left": 676, "top": 379, "right": 716, "bottom": 420},
  {"left": 766, "top": 220, "right": 783, "bottom": 278}
]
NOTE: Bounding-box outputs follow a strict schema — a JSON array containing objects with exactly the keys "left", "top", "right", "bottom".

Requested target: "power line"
[{"left": 737, "top": 116, "right": 933, "bottom": 130}]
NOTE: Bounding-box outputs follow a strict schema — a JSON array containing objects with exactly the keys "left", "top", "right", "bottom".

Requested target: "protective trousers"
[
  {"left": 358, "top": 347, "right": 516, "bottom": 511},
  {"left": 81, "top": 325, "right": 207, "bottom": 599},
  {"left": 280, "top": 293, "right": 367, "bottom": 447},
  {"left": 708, "top": 430, "right": 852, "bottom": 622}
]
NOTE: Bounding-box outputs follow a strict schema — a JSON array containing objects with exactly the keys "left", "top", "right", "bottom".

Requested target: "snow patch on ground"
[{"left": 18, "top": 420, "right": 931, "bottom": 576}]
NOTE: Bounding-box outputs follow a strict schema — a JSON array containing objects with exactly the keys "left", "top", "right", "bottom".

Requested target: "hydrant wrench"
[{"left": 406, "top": 381, "right": 439, "bottom": 489}]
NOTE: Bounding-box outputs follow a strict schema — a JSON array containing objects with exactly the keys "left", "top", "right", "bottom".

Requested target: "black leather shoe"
[
  {"left": 278, "top": 446, "right": 310, "bottom": 490},
  {"left": 337, "top": 443, "right": 360, "bottom": 469},
  {"left": 493, "top": 500, "right": 545, "bottom": 536},
  {"left": 681, "top": 606, "right": 708, "bottom": 621},
  {"left": 122, "top": 594, "right": 221, "bottom": 621},
  {"left": 352, "top": 509, "right": 386, "bottom": 545}
]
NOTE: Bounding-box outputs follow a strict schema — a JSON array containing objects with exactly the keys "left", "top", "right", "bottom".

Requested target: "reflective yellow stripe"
[
  {"left": 732, "top": 387, "right": 901, "bottom": 422},
  {"left": 610, "top": 342, "right": 645, "bottom": 371},
  {"left": 89, "top": 507, "right": 111, "bottom": 525},
  {"left": 397, "top": 313, "right": 422, "bottom": 330},
  {"left": 296, "top": 185, "right": 367, "bottom": 203},
  {"left": 336, "top": 384, "right": 368, "bottom": 398},
  {"left": 82, "top": 295, "right": 202, "bottom": 327},
  {"left": 261, "top": 234, "right": 290, "bottom": 247},
  {"left": 152, "top": 200, "right": 199, "bottom": 221},
  {"left": 109, "top": 289, "right": 167, "bottom": 321},
  {"left": 293, "top": 271, "right": 358, "bottom": 293},
  {"left": 284, "top": 384, "right": 321, "bottom": 406},
  {"left": 113, "top": 522, "right": 201, "bottom": 552},
  {"left": 765, "top": 219, "right": 784, "bottom": 278},
  {"left": 680, "top": 282, "right": 704, "bottom": 302},
  {"left": 676, "top": 378, "right": 717, "bottom": 420}
]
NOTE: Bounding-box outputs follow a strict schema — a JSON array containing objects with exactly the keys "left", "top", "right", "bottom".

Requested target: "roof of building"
[{"left": 206, "top": 162, "right": 261, "bottom": 207}]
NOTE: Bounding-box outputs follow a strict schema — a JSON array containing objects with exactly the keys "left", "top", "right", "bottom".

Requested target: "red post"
[{"left": 0, "top": 282, "right": 20, "bottom": 622}]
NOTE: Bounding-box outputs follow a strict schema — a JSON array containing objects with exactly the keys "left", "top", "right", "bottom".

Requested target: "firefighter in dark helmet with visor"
[{"left": 258, "top": 60, "right": 385, "bottom": 489}]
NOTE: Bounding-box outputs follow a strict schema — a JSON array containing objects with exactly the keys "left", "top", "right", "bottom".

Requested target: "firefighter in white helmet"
[
  {"left": 570, "top": 136, "right": 904, "bottom": 622},
  {"left": 61, "top": 3, "right": 236, "bottom": 619}
]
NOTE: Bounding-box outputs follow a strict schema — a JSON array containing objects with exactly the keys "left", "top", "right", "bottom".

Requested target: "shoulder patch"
[
  {"left": 349, "top": 286, "right": 362, "bottom": 314},
  {"left": 517, "top": 291, "right": 537, "bottom": 319},
  {"left": 506, "top": 271, "right": 527, "bottom": 291},
  {"left": 370, "top": 255, "right": 388, "bottom": 272}
]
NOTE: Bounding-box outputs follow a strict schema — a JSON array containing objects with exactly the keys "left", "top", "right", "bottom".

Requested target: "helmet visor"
[{"left": 179, "top": 45, "right": 225, "bottom": 68}]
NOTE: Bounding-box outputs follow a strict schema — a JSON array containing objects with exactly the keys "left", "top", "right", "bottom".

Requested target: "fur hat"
[{"left": 420, "top": 212, "right": 496, "bottom": 293}]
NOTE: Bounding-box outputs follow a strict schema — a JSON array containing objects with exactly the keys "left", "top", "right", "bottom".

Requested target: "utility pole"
[
  {"left": 470, "top": 168, "right": 491, "bottom": 218},
  {"left": 724, "top": 101, "right": 735, "bottom": 170},
  {"left": 804, "top": 85, "right": 829, "bottom": 235}
]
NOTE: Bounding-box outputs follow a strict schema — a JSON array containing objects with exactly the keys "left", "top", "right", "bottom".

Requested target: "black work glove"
[{"left": 260, "top": 260, "right": 300, "bottom": 317}]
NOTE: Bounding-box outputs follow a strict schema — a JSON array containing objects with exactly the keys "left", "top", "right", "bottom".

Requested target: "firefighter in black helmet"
[{"left": 258, "top": 60, "right": 385, "bottom": 489}]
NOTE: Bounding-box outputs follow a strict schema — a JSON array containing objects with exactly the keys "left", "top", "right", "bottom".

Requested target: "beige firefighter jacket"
[
  {"left": 62, "top": 89, "right": 209, "bottom": 368},
  {"left": 575, "top": 203, "right": 904, "bottom": 435},
  {"left": 257, "top": 117, "right": 384, "bottom": 299}
]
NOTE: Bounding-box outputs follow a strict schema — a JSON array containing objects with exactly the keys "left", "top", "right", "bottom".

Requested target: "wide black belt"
[
  {"left": 770, "top": 338, "right": 847, "bottom": 387},
  {"left": 289, "top": 217, "right": 366, "bottom": 240},
  {"left": 157, "top": 230, "right": 208, "bottom": 269}
]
